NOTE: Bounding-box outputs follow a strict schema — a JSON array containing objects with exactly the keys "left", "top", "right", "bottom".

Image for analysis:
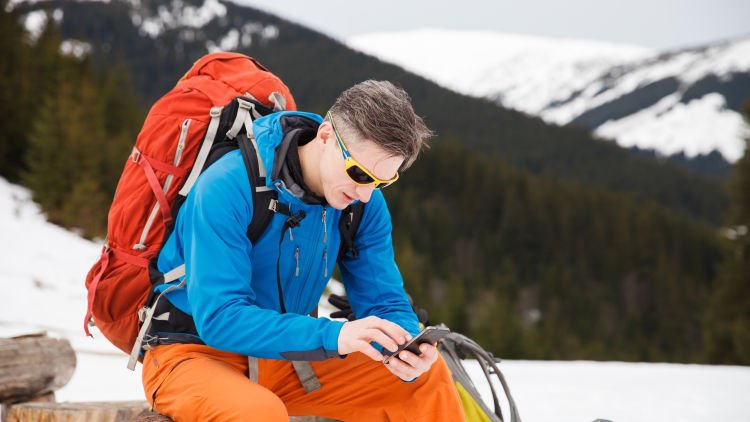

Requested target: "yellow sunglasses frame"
[{"left": 327, "top": 111, "right": 399, "bottom": 189}]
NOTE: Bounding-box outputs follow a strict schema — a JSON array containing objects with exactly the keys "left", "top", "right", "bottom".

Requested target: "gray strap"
[
  {"left": 227, "top": 99, "right": 253, "bottom": 139},
  {"left": 292, "top": 361, "right": 321, "bottom": 393},
  {"left": 152, "top": 312, "right": 170, "bottom": 321},
  {"left": 126, "top": 280, "right": 186, "bottom": 371},
  {"left": 178, "top": 107, "right": 222, "bottom": 196},
  {"left": 163, "top": 264, "right": 185, "bottom": 283},
  {"left": 268, "top": 91, "right": 286, "bottom": 111},
  {"left": 243, "top": 119, "right": 265, "bottom": 178},
  {"left": 248, "top": 356, "right": 259, "bottom": 383},
  {"left": 243, "top": 118, "right": 273, "bottom": 193}
]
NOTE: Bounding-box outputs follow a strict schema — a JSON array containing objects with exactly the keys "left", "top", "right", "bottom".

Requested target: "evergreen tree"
[
  {"left": 22, "top": 52, "right": 131, "bottom": 236},
  {"left": 6, "top": 10, "right": 143, "bottom": 238},
  {"left": 0, "top": 0, "right": 33, "bottom": 181},
  {"left": 704, "top": 100, "right": 750, "bottom": 364}
]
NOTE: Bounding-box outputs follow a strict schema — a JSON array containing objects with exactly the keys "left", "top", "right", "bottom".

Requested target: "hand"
[
  {"left": 328, "top": 294, "right": 356, "bottom": 321},
  {"left": 337, "top": 316, "right": 411, "bottom": 361},
  {"left": 384, "top": 342, "right": 439, "bottom": 382}
]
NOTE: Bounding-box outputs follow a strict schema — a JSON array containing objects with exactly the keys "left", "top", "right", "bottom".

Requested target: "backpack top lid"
[{"left": 178, "top": 52, "right": 297, "bottom": 111}]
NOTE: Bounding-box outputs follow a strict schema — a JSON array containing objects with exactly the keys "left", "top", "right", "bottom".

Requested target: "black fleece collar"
[{"left": 272, "top": 115, "right": 327, "bottom": 205}]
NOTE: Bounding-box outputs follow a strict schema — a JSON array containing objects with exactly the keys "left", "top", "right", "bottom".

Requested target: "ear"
[{"left": 318, "top": 121, "right": 333, "bottom": 144}]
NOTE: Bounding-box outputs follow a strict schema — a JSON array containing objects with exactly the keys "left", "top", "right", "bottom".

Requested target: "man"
[{"left": 142, "top": 80, "right": 464, "bottom": 421}]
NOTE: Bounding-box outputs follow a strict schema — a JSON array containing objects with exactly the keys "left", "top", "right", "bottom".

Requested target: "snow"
[
  {"left": 596, "top": 93, "right": 748, "bottom": 161},
  {"left": 2, "top": 175, "right": 750, "bottom": 421},
  {"left": 347, "top": 29, "right": 654, "bottom": 116},
  {"left": 495, "top": 360, "right": 750, "bottom": 422},
  {"left": 348, "top": 29, "right": 750, "bottom": 162},
  {"left": 22, "top": 10, "right": 47, "bottom": 41},
  {"left": 206, "top": 28, "right": 240, "bottom": 52},
  {"left": 60, "top": 39, "right": 92, "bottom": 58},
  {"left": 131, "top": 0, "right": 228, "bottom": 38},
  {"left": 542, "top": 39, "right": 750, "bottom": 125},
  {"left": 206, "top": 23, "right": 279, "bottom": 52}
]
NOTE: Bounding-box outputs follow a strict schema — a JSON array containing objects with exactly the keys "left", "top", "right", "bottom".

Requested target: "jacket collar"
[{"left": 252, "top": 111, "right": 325, "bottom": 206}]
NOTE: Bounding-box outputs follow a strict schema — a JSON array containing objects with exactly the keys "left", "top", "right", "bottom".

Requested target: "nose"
[{"left": 354, "top": 184, "right": 376, "bottom": 203}]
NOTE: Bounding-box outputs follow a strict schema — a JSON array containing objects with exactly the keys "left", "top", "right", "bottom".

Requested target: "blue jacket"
[{"left": 156, "top": 111, "right": 419, "bottom": 360}]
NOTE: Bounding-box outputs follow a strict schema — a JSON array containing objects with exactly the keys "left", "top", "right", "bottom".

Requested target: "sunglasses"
[{"left": 327, "top": 111, "right": 399, "bottom": 189}]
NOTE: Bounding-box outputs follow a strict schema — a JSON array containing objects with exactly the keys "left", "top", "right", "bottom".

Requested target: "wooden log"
[
  {"left": 8, "top": 401, "right": 338, "bottom": 422},
  {"left": 131, "top": 411, "right": 172, "bottom": 422},
  {"left": 131, "top": 413, "right": 341, "bottom": 421},
  {"left": 130, "top": 411, "right": 338, "bottom": 421},
  {"left": 0, "top": 333, "right": 76, "bottom": 403},
  {"left": 6, "top": 401, "right": 149, "bottom": 422}
]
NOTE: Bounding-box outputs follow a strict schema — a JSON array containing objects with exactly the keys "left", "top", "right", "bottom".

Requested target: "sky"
[{"left": 235, "top": 0, "right": 750, "bottom": 51}]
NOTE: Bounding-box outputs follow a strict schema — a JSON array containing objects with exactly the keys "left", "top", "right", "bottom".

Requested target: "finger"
[
  {"left": 366, "top": 328, "right": 400, "bottom": 353},
  {"left": 357, "top": 342, "right": 385, "bottom": 362},
  {"left": 397, "top": 350, "right": 425, "bottom": 372},
  {"left": 417, "top": 350, "right": 438, "bottom": 371},
  {"left": 400, "top": 346, "right": 437, "bottom": 374},
  {"left": 385, "top": 355, "right": 419, "bottom": 381},
  {"left": 419, "top": 343, "right": 439, "bottom": 364},
  {"left": 330, "top": 310, "right": 347, "bottom": 319},
  {"left": 365, "top": 317, "right": 411, "bottom": 345}
]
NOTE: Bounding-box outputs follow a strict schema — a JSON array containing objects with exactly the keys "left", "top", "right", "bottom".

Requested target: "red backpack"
[{"left": 83, "top": 52, "right": 296, "bottom": 365}]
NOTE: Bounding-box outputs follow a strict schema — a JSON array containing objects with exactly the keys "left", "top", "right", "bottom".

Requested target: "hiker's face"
[{"left": 319, "top": 122, "right": 403, "bottom": 210}]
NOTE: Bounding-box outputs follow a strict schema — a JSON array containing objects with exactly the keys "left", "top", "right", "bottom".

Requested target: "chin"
[
  {"left": 327, "top": 191, "right": 352, "bottom": 210},
  {"left": 329, "top": 200, "right": 349, "bottom": 211}
]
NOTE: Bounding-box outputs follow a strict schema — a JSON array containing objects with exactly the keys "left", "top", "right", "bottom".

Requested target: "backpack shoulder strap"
[
  {"left": 237, "top": 129, "right": 277, "bottom": 243},
  {"left": 338, "top": 202, "right": 366, "bottom": 261}
]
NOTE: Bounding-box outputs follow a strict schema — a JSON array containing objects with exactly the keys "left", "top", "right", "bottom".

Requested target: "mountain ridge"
[
  {"left": 348, "top": 29, "right": 750, "bottom": 163},
  {"left": 10, "top": 0, "right": 729, "bottom": 223}
]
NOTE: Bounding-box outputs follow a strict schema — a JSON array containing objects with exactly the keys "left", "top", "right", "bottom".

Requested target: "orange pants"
[{"left": 142, "top": 343, "right": 464, "bottom": 421}]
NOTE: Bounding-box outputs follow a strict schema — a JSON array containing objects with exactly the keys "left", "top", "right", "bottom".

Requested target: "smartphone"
[{"left": 382, "top": 326, "right": 451, "bottom": 364}]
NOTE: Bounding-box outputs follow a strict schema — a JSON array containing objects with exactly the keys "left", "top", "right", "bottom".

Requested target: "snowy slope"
[
  {"left": 348, "top": 29, "right": 750, "bottom": 161},
  {"left": 1, "top": 176, "right": 750, "bottom": 421},
  {"left": 0, "top": 177, "right": 144, "bottom": 401}
]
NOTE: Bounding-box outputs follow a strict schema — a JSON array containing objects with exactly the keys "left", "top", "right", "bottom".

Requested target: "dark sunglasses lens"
[{"left": 346, "top": 166, "right": 374, "bottom": 184}]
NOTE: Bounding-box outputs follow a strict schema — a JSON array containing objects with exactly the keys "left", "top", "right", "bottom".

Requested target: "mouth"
[{"left": 342, "top": 192, "right": 355, "bottom": 203}]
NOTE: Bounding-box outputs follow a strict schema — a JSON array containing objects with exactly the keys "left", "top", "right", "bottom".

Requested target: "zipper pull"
[
  {"left": 322, "top": 208, "right": 328, "bottom": 244},
  {"left": 174, "top": 119, "right": 190, "bottom": 166},
  {"left": 289, "top": 228, "right": 293, "bottom": 241},
  {"left": 295, "top": 247, "right": 300, "bottom": 277},
  {"left": 323, "top": 249, "right": 328, "bottom": 278}
]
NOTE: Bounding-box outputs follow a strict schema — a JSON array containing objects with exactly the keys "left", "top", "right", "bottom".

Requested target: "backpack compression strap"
[{"left": 338, "top": 202, "right": 366, "bottom": 261}]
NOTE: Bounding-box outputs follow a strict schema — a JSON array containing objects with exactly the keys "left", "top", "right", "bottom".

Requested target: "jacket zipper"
[
  {"left": 286, "top": 205, "right": 329, "bottom": 310},
  {"left": 133, "top": 118, "right": 191, "bottom": 250},
  {"left": 295, "top": 247, "right": 300, "bottom": 277},
  {"left": 322, "top": 208, "right": 328, "bottom": 278},
  {"left": 322, "top": 208, "right": 327, "bottom": 244}
]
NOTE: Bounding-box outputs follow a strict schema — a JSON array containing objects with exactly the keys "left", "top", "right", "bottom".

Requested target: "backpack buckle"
[
  {"left": 131, "top": 147, "right": 141, "bottom": 163},
  {"left": 137, "top": 306, "right": 149, "bottom": 322}
]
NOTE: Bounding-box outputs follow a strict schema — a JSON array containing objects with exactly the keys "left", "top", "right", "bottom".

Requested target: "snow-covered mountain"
[
  {"left": 348, "top": 29, "right": 750, "bottom": 162},
  {"left": 2, "top": 175, "right": 750, "bottom": 420}
]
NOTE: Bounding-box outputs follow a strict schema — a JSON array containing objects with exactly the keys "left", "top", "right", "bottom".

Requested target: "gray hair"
[{"left": 329, "top": 80, "right": 432, "bottom": 170}]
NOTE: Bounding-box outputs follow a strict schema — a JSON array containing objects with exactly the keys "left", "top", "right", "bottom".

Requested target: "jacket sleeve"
[
  {"left": 180, "top": 154, "right": 344, "bottom": 360},
  {"left": 338, "top": 190, "right": 420, "bottom": 338}
]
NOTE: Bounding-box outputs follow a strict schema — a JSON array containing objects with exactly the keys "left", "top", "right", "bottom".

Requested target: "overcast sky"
[{"left": 236, "top": 0, "right": 749, "bottom": 51}]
